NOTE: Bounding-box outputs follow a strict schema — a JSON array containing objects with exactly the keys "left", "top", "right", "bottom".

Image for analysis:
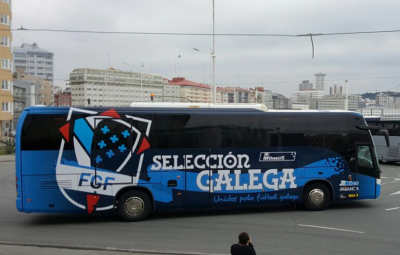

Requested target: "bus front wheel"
[
  {"left": 302, "top": 183, "right": 330, "bottom": 211},
  {"left": 117, "top": 190, "right": 151, "bottom": 222}
]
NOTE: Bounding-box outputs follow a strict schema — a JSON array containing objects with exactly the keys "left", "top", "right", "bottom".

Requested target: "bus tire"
[
  {"left": 302, "top": 183, "right": 330, "bottom": 211},
  {"left": 117, "top": 190, "right": 151, "bottom": 222}
]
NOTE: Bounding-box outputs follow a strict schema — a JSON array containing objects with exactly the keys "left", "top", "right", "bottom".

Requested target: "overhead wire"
[{"left": 5, "top": 27, "right": 400, "bottom": 37}]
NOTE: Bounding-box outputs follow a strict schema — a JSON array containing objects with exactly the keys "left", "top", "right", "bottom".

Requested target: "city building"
[
  {"left": 249, "top": 87, "right": 273, "bottom": 108},
  {"left": 358, "top": 107, "right": 400, "bottom": 117},
  {"left": 13, "top": 71, "right": 52, "bottom": 127},
  {"left": 291, "top": 90, "right": 325, "bottom": 104},
  {"left": 317, "top": 94, "right": 361, "bottom": 111},
  {"left": 0, "top": 0, "right": 12, "bottom": 138},
  {"left": 272, "top": 93, "right": 291, "bottom": 109},
  {"left": 54, "top": 87, "right": 72, "bottom": 106},
  {"left": 168, "top": 77, "right": 211, "bottom": 103},
  {"left": 69, "top": 68, "right": 164, "bottom": 107},
  {"left": 299, "top": 80, "right": 313, "bottom": 91},
  {"left": 292, "top": 103, "right": 309, "bottom": 110},
  {"left": 376, "top": 94, "right": 394, "bottom": 108},
  {"left": 216, "top": 87, "right": 230, "bottom": 103},
  {"left": 162, "top": 78, "right": 180, "bottom": 102},
  {"left": 315, "top": 72, "right": 326, "bottom": 91},
  {"left": 13, "top": 43, "right": 54, "bottom": 84},
  {"left": 329, "top": 84, "right": 342, "bottom": 95}
]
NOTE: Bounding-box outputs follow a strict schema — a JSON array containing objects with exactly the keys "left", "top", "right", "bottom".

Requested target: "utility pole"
[
  {"left": 344, "top": 80, "right": 348, "bottom": 110},
  {"left": 212, "top": 0, "right": 216, "bottom": 104}
]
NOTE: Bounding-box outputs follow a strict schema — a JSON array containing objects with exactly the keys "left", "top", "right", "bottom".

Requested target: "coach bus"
[
  {"left": 15, "top": 104, "right": 387, "bottom": 221},
  {"left": 365, "top": 116, "right": 400, "bottom": 162}
]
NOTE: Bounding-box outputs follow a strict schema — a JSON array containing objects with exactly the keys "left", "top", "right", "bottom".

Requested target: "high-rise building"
[
  {"left": 330, "top": 84, "right": 342, "bottom": 95},
  {"left": 315, "top": 72, "right": 326, "bottom": 91},
  {"left": 13, "top": 43, "right": 54, "bottom": 84},
  {"left": 299, "top": 80, "right": 313, "bottom": 91},
  {"left": 0, "top": 0, "right": 12, "bottom": 138}
]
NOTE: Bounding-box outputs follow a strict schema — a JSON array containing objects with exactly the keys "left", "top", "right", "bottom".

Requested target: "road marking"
[
  {"left": 297, "top": 224, "right": 365, "bottom": 234},
  {"left": 381, "top": 177, "right": 388, "bottom": 179},
  {"left": 390, "top": 191, "right": 400, "bottom": 195},
  {"left": 385, "top": 207, "right": 400, "bottom": 211},
  {"left": 382, "top": 178, "right": 400, "bottom": 185}
]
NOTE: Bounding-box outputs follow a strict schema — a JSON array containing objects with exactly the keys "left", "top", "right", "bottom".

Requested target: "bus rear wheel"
[
  {"left": 117, "top": 190, "right": 151, "bottom": 222},
  {"left": 302, "top": 183, "right": 330, "bottom": 211}
]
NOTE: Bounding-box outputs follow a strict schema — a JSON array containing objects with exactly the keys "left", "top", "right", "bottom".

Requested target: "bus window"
[
  {"left": 357, "top": 145, "right": 374, "bottom": 177},
  {"left": 21, "top": 114, "right": 73, "bottom": 151}
]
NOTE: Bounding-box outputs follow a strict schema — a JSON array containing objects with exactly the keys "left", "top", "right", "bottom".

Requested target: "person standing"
[{"left": 231, "top": 232, "right": 256, "bottom": 255}]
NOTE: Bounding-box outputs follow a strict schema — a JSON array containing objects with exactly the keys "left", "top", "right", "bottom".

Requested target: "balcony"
[{"left": 13, "top": 95, "right": 27, "bottom": 101}]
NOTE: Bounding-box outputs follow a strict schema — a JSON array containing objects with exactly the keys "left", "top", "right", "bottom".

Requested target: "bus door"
[
  {"left": 355, "top": 143, "right": 377, "bottom": 200},
  {"left": 152, "top": 114, "right": 188, "bottom": 208},
  {"left": 91, "top": 117, "right": 134, "bottom": 186}
]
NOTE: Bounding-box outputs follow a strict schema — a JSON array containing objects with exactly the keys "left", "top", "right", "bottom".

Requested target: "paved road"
[{"left": 1, "top": 161, "right": 400, "bottom": 255}]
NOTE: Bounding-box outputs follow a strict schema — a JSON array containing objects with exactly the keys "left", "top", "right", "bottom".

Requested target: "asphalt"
[
  {"left": 0, "top": 242, "right": 221, "bottom": 255},
  {"left": 1, "top": 160, "right": 400, "bottom": 255}
]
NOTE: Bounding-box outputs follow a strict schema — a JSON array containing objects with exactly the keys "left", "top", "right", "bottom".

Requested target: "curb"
[{"left": 0, "top": 241, "right": 226, "bottom": 255}]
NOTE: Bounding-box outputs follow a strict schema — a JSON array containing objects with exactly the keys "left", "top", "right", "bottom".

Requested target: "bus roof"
[{"left": 23, "top": 105, "right": 363, "bottom": 117}]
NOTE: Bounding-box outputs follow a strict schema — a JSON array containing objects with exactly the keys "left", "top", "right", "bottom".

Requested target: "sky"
[{"left": 12, "top": 0, "right": 400, "bottom": 97}]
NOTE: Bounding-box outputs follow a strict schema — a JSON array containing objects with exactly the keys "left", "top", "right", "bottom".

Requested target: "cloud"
[{"left": 12, "top": 0, "right": 400, "bottom": 96}]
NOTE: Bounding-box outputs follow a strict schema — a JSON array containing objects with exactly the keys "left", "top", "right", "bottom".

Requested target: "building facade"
[
  {"left": 13, "top": 43, "right": 54, "bottom": 84},
  {"left": 291, "top": 90, "right": 325, "bottom": 104},
  {"left": 330, "top": 84, "right": 343, "bottom": 95},
  {"left": 299, "top": 80, "right": 313, "bottom": 91},
  {"left": 13, "top": 71, "right": 52, "bottom": 127},
  {"left": 168, "top": 77, "right": 212, "bottom": 103},
  {"left": 315, "top": 73, "right": 326, "bottom": 91},
  {"left": 0, "top": 0, "right": 12, "bottom": 138},
  {"left": 376, "top": 94, "right": 395, "bottom": 108},
  {"left": 248, "top": 87, "right": 273, "bottom": 108},
  {"left": 69, "top": 68, "right": 164, "bottom": 107},
  {"left": 162, "top": 78, "right": 180, "bottom": 102},
  {"left": 54, "top": 87, "right": 72, "bottom": 106},
  {"left": 317, "top": 94, "right": 360, "bottom": 111},
  {"left": 272, "top": 93, "right": 291, "bottom": 109}
]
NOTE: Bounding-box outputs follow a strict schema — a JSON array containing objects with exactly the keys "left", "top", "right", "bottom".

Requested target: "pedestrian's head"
[{"left": 238, "top": 232, "right": 250, "bottom": 245}]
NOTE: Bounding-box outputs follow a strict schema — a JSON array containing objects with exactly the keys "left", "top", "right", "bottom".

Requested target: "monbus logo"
[{"left": 259, "top": 152, "right": 297, "bottom": 162}]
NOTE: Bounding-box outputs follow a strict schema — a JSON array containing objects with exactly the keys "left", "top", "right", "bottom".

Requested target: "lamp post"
[
  {"left": 193, "top": 48, "right": 216, "bottom": 103},
  {"left": 212, "top": 0, "right": 216, "bottom": 104},
  {"left": 124, "top": 62, "right": 144, "bottom": 102},
  {"left": 193, "top": 0, "right": 216, "bottom": 104}
]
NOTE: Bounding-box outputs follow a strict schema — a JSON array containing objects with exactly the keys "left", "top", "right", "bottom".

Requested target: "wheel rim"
[
  {"left": 124, "top": 197, "right": 145, "bottom": 216},
  {"left": 308, "top": 189, "right": 325, "bottom": 207}
]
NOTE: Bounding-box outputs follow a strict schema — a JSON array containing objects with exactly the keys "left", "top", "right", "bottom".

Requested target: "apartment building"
[
  {"left": 0, "top": 0, "right": 12, "bottom": 138},
  {"left": 13, "top": 42, "right": 54, "bottom": 84},
  {"left": 69, "top": 68, "right": 164, "bottom": 107},
  {"left": 168, "top": 77, "right": 212, "bottom": 103}
]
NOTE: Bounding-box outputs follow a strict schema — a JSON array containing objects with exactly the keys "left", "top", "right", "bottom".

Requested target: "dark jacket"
[{"left": 231, "top": 243, "right": 256, "bottom": 255}]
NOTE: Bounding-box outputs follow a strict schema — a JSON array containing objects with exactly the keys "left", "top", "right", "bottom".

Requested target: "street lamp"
[
  {"left": 193, "top": 48, "right": 216, "bottom": 103},
  {"left": 124, "top": 62, "right": 144, "bottom": 102}
]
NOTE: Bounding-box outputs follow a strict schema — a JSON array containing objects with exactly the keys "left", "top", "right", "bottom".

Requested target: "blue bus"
[{"left": 15, "top": 104, "right": 387, "bottom": 221}]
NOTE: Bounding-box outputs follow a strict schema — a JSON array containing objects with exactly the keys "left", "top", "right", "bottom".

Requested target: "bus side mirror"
[
  {"left": 356, "top": 125, "right": 390, "bottom": 147},
  {"left": 379, "top": 129, "right": 390, "bottom": 147}
]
